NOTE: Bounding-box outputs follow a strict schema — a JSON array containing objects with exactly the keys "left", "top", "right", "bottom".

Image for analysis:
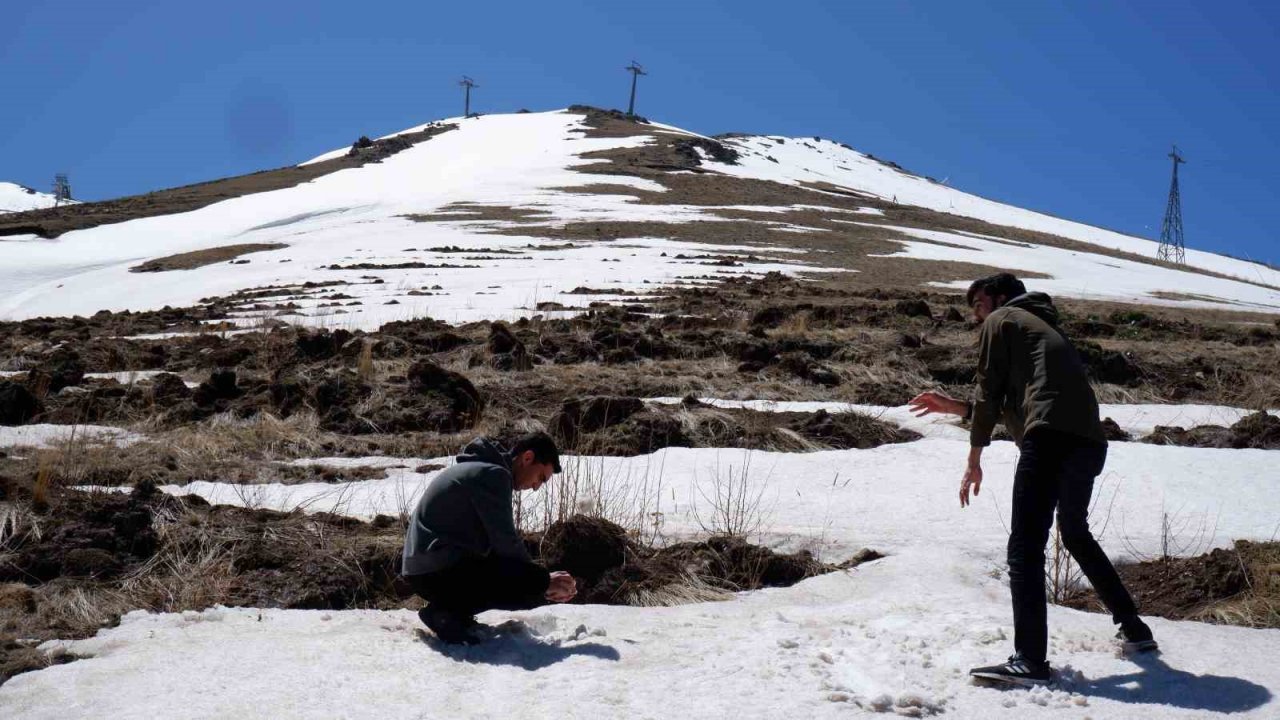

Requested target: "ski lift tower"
[
  {"left": 625, "top": 61, "right": 646, "bottom": 117},
  {"left": 52, "top": 174, "right": 72, "bottom": 207},
  {"left": 459, "top": 76, "right": 478, "bottom": 118},
  {"left": 1157, "top": 146, "right": 1186, "bottom": 265}
]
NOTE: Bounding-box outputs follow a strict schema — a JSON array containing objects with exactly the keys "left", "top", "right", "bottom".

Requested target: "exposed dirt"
[
  {"left": 130, "top": 243, "right": 289, "bottom": 273},
  {"left": 530, "top": 514, "right": 882, "bottom": 606},
  {"left": 0, "top": 490, "right": 877, "bottom": 685},
  {"left": 1141, "top": 411, "right": 1280, "bottom": 450},
  {"left": 1064, "top": 540, "right": 1280, "bottom": 627}
]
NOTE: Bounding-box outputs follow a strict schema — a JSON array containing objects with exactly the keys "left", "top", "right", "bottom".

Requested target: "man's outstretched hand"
[
  {"left": 545, "top": 571, "right": 577, "bottom": 603},
  {"left": 960, "top": 463, "right": 983, "bottom": 508},
  {"left": 908, "top": 391, "right": 967, "bottom": 418}
]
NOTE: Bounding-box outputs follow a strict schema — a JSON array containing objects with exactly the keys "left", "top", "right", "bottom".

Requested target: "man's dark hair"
[
  {"left": 966, "top": 273, "right": 1027, "bottom": 307},
  {"left": 509, "top": 431, "right": 562, "bottom": 474}
]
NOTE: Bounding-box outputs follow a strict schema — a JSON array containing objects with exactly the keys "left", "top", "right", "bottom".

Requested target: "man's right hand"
[
  {"left": 908, "top": 391, "right": 967, "bottom": 417},
  {"left": 545, "top": 571, "right": 577, "bottom": 603}
]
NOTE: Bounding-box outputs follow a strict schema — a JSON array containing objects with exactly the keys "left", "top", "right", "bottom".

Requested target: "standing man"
[
  {"left": 909, "top": 273, "right": 1156, "bottom": 687},
  {"left": 403, "top": 432, "right": 577, "bottom": 644}
]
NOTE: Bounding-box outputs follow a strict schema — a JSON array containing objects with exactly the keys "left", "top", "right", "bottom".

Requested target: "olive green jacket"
[{"left": 969, "top": 293, "right": 1106, "bottom": 448}]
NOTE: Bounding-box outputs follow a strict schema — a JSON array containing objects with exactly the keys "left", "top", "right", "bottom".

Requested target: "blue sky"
[{"left": 3, "top": 1, "right": 1277, "bottom": 264}]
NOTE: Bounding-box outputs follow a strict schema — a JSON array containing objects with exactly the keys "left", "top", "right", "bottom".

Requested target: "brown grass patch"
[{"left": 130, "top": 243, "right": 288, "bottom": 273}]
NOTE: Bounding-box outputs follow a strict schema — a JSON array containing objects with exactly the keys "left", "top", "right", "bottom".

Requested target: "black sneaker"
[
  {"left": 1118, "top": 618, "right": 1159, "bottom": 653},
  {"left": 419, "top": 606, "right": 482, "bottom": 645},
  {"left": 970, "top": 654, "right": 1052, "bottom": 687}
]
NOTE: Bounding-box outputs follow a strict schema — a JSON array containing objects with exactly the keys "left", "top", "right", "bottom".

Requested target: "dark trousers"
[
  {"left": 406, "top": 555, "right": 550, "bottom": 618},
  {"left": 1008, "top": 428, "right": 1139, "bottom": 664}
]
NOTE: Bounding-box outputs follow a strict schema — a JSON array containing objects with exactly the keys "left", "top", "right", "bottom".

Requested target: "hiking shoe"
[
  {"left": 1118, "top": 618, "right": 1159, "bottom": 653},
  {"left": 970, "top": 654, "right": 1052, "bottom": 687},
  {"left": 419, "top": 605, "right": 481, "bottom": 645}
]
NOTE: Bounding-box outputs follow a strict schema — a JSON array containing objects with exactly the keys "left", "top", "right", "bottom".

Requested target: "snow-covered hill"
[
  {"left": 0, "top": 182, "right": 67, "bottom": 214},
  {"left": 0, "top": 109, "right": 1276, "bottom": 330}
]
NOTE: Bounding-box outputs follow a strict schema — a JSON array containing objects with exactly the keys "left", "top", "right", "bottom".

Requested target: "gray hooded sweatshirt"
[{"left": 401, "top": 438, "right": 537, "bottom": 576}]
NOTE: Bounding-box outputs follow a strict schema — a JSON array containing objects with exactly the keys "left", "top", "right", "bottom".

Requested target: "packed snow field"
[{"left": 4, "top": 401, "right": 1278, "bottom": 718}]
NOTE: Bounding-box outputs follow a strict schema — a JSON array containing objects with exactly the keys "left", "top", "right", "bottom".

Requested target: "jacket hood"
[
  {"left": 1002, "top": 292, "right": 1059, "bottom": 326},
  {"left": 455, "top": 437, "right": 512, "bottom": 470}
]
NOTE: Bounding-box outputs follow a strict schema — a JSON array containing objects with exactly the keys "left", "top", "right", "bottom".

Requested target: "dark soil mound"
[
  {"left": 403, "top": 360, "right": 484, "bottom": 432},
  {"left": 788, "top": 409, "right": 922, "bottom": 449},
  {"left": 776, "top": 352, "right": 841, "bottom": 387},
  {"left": 29, "top": 346, "right": 85, "bottom": 393},
  {"left": 487, "top": 322, "right": 533, "bottom": 371},
  {"left": 531, "top": 515, "right": 876, "bottom": 606},
  {"left": 1064, "top": 541, "right": 1276, "bottom": 624},
  {"left": 588, "top": 410, "right": 691, "bottom": 455},
  {"left": 0, "top": 487, "right": 166, "bottom": 584},
  {"left": 1076, "top": 341, "right": 1144, "bottom": 386},
  {"left": 538, "top": 515, "right": 631, "bottom": 583},
  {"left": 1230, "top": 411, "right": 1280, "bottom": 449},
  {"left": 673, "top": 137, "right": 740, "bottom": 165},
  {"left": 549, "top": 396, "right": 646, "bottom": 445},
  {"left": 1143, "top": 425, "right": 1236, "bottom": 448},
  {"left": 0, "top": 382, "right": 42, "bottom": 426},
  {"left": 1100, "top": 417, "right": 1132, "bottom": 442},
  {"left": 1141, "top": 411, "right": 1280, "bottom": 449}
]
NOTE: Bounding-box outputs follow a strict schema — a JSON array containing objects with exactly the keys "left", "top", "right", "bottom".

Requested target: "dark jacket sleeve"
[
  {"left": 466, "top": 467, "right": 534, "bottom": 563},
  {"left": 970, "top": 314, "right": 1011, "bottom": 447}
]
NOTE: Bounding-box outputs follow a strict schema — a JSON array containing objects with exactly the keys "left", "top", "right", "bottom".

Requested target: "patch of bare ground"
[
  {"left": 539, "top": 395, "right": 920, "bottom": 457},
  {"left": 0, "top": 123, "right": 456, "bottom": 240},
  {"left": 543, "top": 108, "right": 1280, "bottom": 295},
  {"left": 1062, "top": 541, "right": 1280, "bottom": 629},
  {"left": 0, "top": 484, "right": 878, "bottom": 685},
  {"left": 531, "top": 515, "right": 883, "bottom": 606},
  {"left": 129, "top": 243, "right": 288, "bottom": 273}
]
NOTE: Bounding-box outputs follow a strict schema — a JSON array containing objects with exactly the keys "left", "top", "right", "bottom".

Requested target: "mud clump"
[
  {"left": 487, "top": 322, "right": 533, "bottom": 371},
  {"left": 29, "top": 346, "right": 86, "bottom": 393},
  {"left": 0, "top": 488, "right": 166, "bottom": 584},
  {"left": 0, "top": 382, "right": 42, "bottom": 425},
  {"left": 1100, "top": 417, "right": 1132, "bottom": 442},
  {"left": 588, "top": 410, "right": 691, "bottom": 456},
  {"left": 532, "top": 515, "right": 870, "bottom": 606},
  {"left": 1141, "top": 412, "right": 1280, "bottom": 450},
  {"left": 894, "top": 299, "right": 933, "bottom": 319},
  {"left": 1065, "top": 542, "right": 1266, "bottom": 623},
  {"left": 193, "top": 368, "right": 242, "bottom": 407},
  {"left": 788, "top": 409, "right": 922, "bottom": 449},
  {"left": 1076, "top": 341, "right": 1143, "bottom": 386},
  {"left": 404, "top": 360, "right": 484, "bottom": 432},
  {"left": 549, "top": 396, "right": 646, "bottom": 445},
  {"left": 672, "top": 137, "right": 740, "bottom": 166},
  {"left": 776, "top": 352, "right": 841, "bottom": 387}
]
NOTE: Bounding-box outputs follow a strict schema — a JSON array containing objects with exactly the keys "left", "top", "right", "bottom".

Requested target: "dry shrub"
[{"left": 691, "top": 452, "right": 771, "bottom": 539}]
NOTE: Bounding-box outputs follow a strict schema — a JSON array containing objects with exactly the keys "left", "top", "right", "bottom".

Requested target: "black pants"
[
  {"left": 1008, "top": 428, "right": 1139, "bottom": 664},
  {"left": 406, "top": 555, "right": 550, "bottom": 618}
]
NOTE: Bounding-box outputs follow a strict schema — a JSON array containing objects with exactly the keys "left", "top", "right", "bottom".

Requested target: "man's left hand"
[{"left": 960, "top": 463, "right": 983, "bottom": 508}]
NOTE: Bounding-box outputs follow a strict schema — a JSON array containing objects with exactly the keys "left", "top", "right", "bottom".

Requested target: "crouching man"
[{"left": 402, "top": 432, "right": 577, "bottom": 644}]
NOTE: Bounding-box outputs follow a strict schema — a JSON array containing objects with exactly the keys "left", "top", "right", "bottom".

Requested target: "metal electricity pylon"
[
  {"left": 1157, "top": 145, "right": 1186, "bottom": 265},
  {"left": 51, "top": 174, "right": 72, "bottom": 207},
  {"left": 624, "top": 61, "right": 646, "bottom": 117},
  {"left": 459, "top": 76, "right": 478, "bottom": 117}
]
